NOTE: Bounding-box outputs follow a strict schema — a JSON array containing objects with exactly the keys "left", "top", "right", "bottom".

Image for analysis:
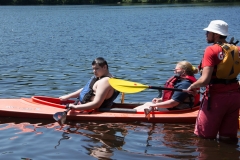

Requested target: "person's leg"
[
  {"left": 133, "top": 102, "right": 153, "bottom": 111},
  {"left": 194, "top": 94, "right": 224, "bottom": 139},
  {"left": 218, "top": 91, "right": 240, "bottom": 143},
  {"left": 156, "top": 108, "right": 169, "bottom": 111},
  {"left": 134, "top": 102, "right": 169, "bottom": 111}
]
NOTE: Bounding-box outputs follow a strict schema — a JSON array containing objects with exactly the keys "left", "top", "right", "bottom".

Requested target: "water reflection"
[
  {"left": 0, "top": 117, "right": 239, "bottom": 159},
  {"left": 0, "top": 117, "right": 127, "bottom": 159},
  {"left": 123, "top": 123, "right": 240, "bottom": 159},
  {"left": 54, "top": 122, "right": 127, "bottom": 159},
  {"left": 194, "top": 138, "right": 240, "bottom": 159},
  {"left": 0, "top": 117, "right": 54, "bottom": 135},
  {"left": 161, "top": 124, "right": 199, "bottom": 159},
  {"left": 1, "top": 4, "right": 240, "bottom": 159},
  {"left": 54, "top": 132, "right": 70, "bottom": 149}
]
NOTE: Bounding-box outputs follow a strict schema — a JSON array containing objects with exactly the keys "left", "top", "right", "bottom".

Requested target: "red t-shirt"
[
  {"left": 202, "top": 44, "right": 240, "bottom": 67},
  {"left": 202, "top": 44, "right": 222, "bottom": 68},
  {"left": 201, "top": 44, "right": 240, "bottom": 92}
]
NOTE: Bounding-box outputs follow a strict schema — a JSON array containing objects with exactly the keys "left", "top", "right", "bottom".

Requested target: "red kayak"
[{"left": 0, "top": 96, "right": 202, "bottom": 123}]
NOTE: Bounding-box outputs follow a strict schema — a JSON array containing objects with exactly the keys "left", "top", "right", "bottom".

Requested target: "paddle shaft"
[
  {"left": 64, "top": 107, "right": 71, "bottom": 113},
  {"left": 148, "top": 86, "right": 187, "bottom": 92},
  {"left": 62, "top": 100, "right": 79, "bottom": 115}
]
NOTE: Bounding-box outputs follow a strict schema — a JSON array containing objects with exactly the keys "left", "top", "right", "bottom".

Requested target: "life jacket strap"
[{"left": 210, "top": 78, "right": 238, "bottom": 84}]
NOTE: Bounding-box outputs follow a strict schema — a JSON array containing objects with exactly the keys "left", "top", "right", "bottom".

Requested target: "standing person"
[
  {"left": 59, "top": 57, "right": 119, "bottom": 111},
  {"left": 187, "top": 20, "right": 240, "bottom": 142},
  {"left": 134, "top": 61, "right": 200, "bottom": 111}
]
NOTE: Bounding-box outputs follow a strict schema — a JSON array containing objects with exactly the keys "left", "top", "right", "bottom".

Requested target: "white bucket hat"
[{"left": 203, "top": 20, "right": 228, "bottom": 36}]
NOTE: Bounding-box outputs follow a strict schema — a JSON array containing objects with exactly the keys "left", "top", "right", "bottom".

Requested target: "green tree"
[{"left": 0, "top": 0, "right": 14, "bottom": 4}]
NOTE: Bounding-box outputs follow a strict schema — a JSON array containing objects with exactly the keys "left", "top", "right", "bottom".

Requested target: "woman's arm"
[{"left": 150, "top": 99, "right": 179, "bottom": 109}]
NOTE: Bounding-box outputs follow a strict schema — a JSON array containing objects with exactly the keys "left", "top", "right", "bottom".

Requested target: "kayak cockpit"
[
  {"left": 22, "top": 96, "right": 74, "bottom": 109},
  {"left": 21, "top": 96, "right": 199, "bottom": 114}
]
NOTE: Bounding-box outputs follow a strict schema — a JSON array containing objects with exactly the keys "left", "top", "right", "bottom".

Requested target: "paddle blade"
[
  {"left": 109, "top": 78, "right": 149, "bottom": 93},
  {"left": 53, "top": 108, "right": 70, "bottom": 125}
]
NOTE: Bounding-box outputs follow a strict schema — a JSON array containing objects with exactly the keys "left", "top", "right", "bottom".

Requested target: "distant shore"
[{"left": 1, "top": 0, "right": 240, "bottom": 5}]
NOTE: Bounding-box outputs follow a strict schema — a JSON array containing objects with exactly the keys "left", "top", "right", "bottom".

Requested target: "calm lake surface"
[{"left": 0, "top": 3, "right": 240, "bottom": 159}]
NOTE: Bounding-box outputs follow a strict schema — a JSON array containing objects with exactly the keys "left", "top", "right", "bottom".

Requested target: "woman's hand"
[{"left": 152, "top": 98, "right": 162, "bottom": 103}]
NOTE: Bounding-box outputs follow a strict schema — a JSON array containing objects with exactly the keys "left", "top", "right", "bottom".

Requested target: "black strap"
[
  {"left": 229, "top": 37, "right": 239, "bottom": 45},
  {"left": 157, "top": 88, "right": 162, "bottom": 98},
  {"left": 188, "top": 95, "right": 193, "bottom": 109},
  {"left": 210, "top": 78, "right": 238, "bottom": 84},
  {"left": 207, "top": 92, "right": 211, "bottom": 111}
]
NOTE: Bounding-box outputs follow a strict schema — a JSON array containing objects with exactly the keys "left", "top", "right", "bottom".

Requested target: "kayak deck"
[{"left": 0, "top": 96, "right": 200, "bottom": 123}]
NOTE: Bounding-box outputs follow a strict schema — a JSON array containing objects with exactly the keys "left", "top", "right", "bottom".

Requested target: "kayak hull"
[{"left": 0, "top": 96, "right": 200, "bottom": 123}]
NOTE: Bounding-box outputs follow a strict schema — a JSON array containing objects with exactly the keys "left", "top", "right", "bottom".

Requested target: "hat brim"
[{"left": 203, "top": 27, "right": 228, "bottom": 36}]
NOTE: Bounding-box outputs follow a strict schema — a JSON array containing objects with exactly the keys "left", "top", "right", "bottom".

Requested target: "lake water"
[{"left": 0, "top": 3, "right": 240, "bottom": 159}]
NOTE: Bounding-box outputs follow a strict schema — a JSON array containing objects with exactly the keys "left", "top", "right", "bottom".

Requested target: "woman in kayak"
[
  {"left": 59, "top": 57, "right": 119, "bottom": 111},
  {"left": 134, "top": 61, "right": 200, "bottom": 111}
]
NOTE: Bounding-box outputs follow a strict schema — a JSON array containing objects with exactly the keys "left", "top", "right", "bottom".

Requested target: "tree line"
[{"left": 0, "top": 0, "right": 240, "bottom": 5}]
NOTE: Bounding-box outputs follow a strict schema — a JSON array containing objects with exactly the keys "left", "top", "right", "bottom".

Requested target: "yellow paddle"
[{"left": 109, "top": 78, "right": 188, "bottom": 93}]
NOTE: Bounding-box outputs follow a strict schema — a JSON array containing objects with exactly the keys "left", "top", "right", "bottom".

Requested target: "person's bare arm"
[
  {"left": 134, "top": 99, "right": 179, "bottom": 111},
  {"left": 69, "top": 78, "right": 111, "bottom": 110},
  {"left": 150, "top": 99, "right": 179, "bottom": 109},
  {"left": 188, "top": 66, "right": 213, "bottom": 90},
  {"left": 59, "top": 88, "right": 83, "bottom": 101}
]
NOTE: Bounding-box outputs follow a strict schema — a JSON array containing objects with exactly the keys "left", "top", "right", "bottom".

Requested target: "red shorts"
[{"left": 194, "top": 90, "right": 240, "bottom": 138}]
